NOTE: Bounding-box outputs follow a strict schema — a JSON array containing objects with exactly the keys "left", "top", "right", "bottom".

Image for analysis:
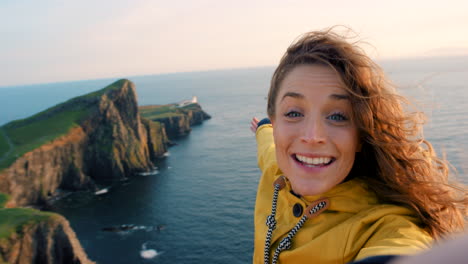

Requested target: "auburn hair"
[{"left": 267, "top": 27, "right": 467, "bottom": 239}]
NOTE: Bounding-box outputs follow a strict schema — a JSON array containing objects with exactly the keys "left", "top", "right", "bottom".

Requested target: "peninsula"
[{"left": 0, "top": 79, "right": 210, "bottom": 263}]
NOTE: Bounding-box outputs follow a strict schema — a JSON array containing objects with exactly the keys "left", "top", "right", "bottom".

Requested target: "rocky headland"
[
  {"left": 0, "top": 79, "right": 210, "bottom": 263},
  {"left": 140, "top": 102, "right": 211, "bottom": 140},
  {"left": 0, "top": 194, "right": 94, "bottom": 264}
]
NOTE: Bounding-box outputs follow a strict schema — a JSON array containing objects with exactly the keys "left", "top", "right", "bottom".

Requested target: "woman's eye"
[
  {"left": 284, "top": 111, "right": 302, "bottom": 118},
  {"left": 328, "top": 113, "right": 348, "bottom": 121}
]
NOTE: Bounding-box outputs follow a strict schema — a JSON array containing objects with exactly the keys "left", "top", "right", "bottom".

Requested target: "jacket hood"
[{"left": 302, "top": 178, "right": 379, "bottom": 214}]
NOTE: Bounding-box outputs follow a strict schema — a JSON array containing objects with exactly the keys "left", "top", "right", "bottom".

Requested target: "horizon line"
[{"left": 2, "top": 54, "right": 468, "bottom": 88}]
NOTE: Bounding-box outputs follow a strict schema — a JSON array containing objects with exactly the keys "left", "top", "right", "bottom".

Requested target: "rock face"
[
  {"left": 186, "top": 104, "right": 212, "bottom": 126},
  {"left": 0, "top": 79, "right": 211, "bottom": 264},
  {"left": 0, "top": 79, "right": 206, "bottom": 207},
  {"left": 0, "top": 210, "right": 94, "bottom": 264},
  {"left": 140, "top": 118, "right": 168, "bottom": 160},
  {"left": 154, "top": 114, "right": 191, "bottom": 139},
  {"left": 81, "top": 80, "right": 154, "bottom": 182},
  {"left": 0, "top": 126, "right": 93, "bottom": 208},
  {"left": 149, "top": 104, "right": 211, "bottom": 140}
]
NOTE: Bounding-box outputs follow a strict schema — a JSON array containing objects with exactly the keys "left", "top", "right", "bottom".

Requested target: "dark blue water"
[{"left": 1, "top": 57, "right": 467, "bottom": 263}]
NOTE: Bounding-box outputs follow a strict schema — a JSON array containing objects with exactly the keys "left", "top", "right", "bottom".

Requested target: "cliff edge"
[
  {"left": 0, "top": 193, "right": 93, "bottom": 264},
  {"left": 0, "top": 79, "right": 173, "bottom": 207},
  {"left": 0, "top": 79, "right": 210, "bottom": 263},
  {"left": 139, "top": 102, "right": 211, "bottom": 140}
]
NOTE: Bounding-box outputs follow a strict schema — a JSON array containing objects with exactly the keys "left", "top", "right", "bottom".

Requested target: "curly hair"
[{"left": 267, "top": 27, "right": 467, "bottom": 239}]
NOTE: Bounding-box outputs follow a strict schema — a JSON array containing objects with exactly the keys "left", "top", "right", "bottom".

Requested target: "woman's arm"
[
  {"left": 349, "top": 234, "right": 468, "bottom": 264},
  {"left": 251, "top": 117, "right": 277, "bottom": 174},
  {"left": 389, "top": 234, "right": 468, "bottom": 264}
]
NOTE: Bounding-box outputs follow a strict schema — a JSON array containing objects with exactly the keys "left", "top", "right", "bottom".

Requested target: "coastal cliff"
[
  {"left": 140, "top": 103, "right": 211, "bottom": 140},
  {"left": 0, "top": 79, "right": 210, "bottom": 207},
  {"left": 0, "top": 79, "right": 210, "bottom": 263},
  {"left": 0, "top": 79, "right": 161, "bottom": 207},
  {"left": 140, "top": 117, "right": 169, "bottom": 160},
  {"left": 0, "top": 209, "right": 94, "bottom": 264}
]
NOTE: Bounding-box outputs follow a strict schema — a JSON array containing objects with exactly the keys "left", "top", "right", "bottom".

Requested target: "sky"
[{"left": 1, "top": 0, "right": 467, "bottom": 87}]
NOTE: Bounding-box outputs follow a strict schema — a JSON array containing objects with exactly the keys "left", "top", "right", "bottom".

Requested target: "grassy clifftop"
[
  {"left": 139, "top": 104, "right": 183, "bottom": 119},
  {"left": 0, "top": 193, "right": 8, "bottom": 209},
  {"left": 139, "top": 103, "right": 203, "bottom": 119},
  {"left": 0, "top": 192, "right": 93, "bottom": 263},
  {"left": 0, "top": 208, "right": 55, "bottom": 240},
  {"left": 140, "top": 103, "right": 211, "bottom": 140},
  {"left": 0, "top": 192, "right": 53, "bottom": 242},
  {"left": 0, "top": 79, "right": 128, "bottom": 170}
]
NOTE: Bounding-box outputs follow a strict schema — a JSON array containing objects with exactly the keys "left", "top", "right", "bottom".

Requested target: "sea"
[{"left": 1, "top": 56, "right": 467, "bottom": 264}]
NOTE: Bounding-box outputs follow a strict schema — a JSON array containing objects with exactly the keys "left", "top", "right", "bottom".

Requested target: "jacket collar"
[{"left": 280, "top": 176, "right": 379, "bottom": 214}]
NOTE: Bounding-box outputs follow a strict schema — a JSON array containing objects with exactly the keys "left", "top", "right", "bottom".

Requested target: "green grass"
[
  {"left": 0, "top": 109, "right": 89, "bottom": 170},
  {"left": 140, "top": 105, "right": 175, "bottom": 115},
  {"left": 180, "top": 103, "right": 200, "bottom": 111},
  {"left": 0, "top": 193, "right": 9, "bottom": 208},
  {"left": 0, "top": 79, "right": 131, "bottom": 171},
  {"left": 146, "top": 112, "right": 184, "bottom": 119},
  {"left": 0, "top": 208, "right": 55, "bottom": 239},
  {"left": 139, "top": 104, "right": 187, "bottom": 120},
  {"left": 139, "top": 101, "right": 201, "bottom": 120},
  {"left": 6, "top": 109, "right": 88, "bottom": 146},
  {"left": 0, "top": 129, "right": 9, "bottom": 157}
]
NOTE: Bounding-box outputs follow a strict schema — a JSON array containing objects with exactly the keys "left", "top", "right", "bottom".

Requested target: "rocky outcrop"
[
  {"left": 0, "top": 79, "right": 170, "bottom": 207},
  {"left": 152, "top": 113, "right": 191, "bottom": 139},
  {"left": 0, "top": 127, "right": 93, "bottom": 208},
  {"left": 81, "top": 80, "right": 153, "bottom": 181},
  {"left": 148, "top": 104, "right": 211, "bottom": 140},
  {"left": 0, "top": 79, "right": 210, "bottom": 207},
  {"left": 140, "top": 118, "right": 169, "bottom": 160},
  {"left": 0, "top": 209, "right": 94, "bottom": 264},
  {"left": 0, "top": 79, "right": 210, "bottom": 264},
  {"left": 185, "top": 104, "right": 211, "bottom": 126}
]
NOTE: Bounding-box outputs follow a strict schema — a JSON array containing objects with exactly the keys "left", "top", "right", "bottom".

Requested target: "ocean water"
[{"left": 1, "top": 56, "right": 467, "bottom": 263}]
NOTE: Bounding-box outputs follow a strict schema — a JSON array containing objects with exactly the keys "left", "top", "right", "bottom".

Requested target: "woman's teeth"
[{"left": 295, "top": 154, "right": 332, "bottom": 167}]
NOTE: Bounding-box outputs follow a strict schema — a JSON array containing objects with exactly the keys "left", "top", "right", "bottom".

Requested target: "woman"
[{"left": 251, "top": 28, "right": 467, "bottom": 264}]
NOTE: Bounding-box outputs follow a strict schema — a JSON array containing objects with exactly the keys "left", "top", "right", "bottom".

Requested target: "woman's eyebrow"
[
  {"left": 281, "top": 92, "right": 304, "bottom": 102},
  {"left": 330, "top": 93, "right": 349, "bottom": 100},
  {"left": 280, "top": 92, "right": 349, "bottom": 102}
]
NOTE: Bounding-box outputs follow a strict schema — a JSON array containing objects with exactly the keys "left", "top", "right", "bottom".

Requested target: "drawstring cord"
[
  {"left": 264, "top": 183, "right": 280, "bottom": 264},
  {"left": 264, "top": 177, "right": 329, "bottom": 264}
]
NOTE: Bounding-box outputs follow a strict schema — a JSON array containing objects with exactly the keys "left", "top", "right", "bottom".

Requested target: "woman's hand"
[{"left": 250, "top": 117, "right": 260, "bottom": 133}]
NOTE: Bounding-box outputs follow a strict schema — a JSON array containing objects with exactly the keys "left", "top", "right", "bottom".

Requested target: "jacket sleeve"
[
  {"left": 255, "top": 123, "right": 277, "bottom": 174},
  {"left": 354, "top": 214, "right": 432, "bottom": 261}
]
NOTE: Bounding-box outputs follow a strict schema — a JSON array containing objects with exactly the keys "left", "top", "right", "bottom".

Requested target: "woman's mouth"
[{"left": 294, "top": 154, "right": 335, "bottom": 168}]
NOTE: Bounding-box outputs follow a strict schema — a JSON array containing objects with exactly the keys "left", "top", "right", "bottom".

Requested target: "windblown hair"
[{"left": 267, "top": 27, "right": 467, "bottom": 239}]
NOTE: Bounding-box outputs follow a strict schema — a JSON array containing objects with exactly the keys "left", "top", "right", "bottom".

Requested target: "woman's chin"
[{"left": 290, "top": 181, "right": 331, "bottom": 197}]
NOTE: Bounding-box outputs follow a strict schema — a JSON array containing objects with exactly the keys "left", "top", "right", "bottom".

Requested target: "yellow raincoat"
[{"left": 254, "top": 124, "right": 432, "bottom": 263}]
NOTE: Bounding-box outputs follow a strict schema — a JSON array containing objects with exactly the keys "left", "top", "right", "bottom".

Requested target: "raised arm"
[{"left": 251, "top": 117, "right": 278, "bottom": 175}]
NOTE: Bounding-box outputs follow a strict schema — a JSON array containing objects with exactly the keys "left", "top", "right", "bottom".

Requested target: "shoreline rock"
[
  {"left": 0, "top": 208, "right": 94, "bottom": 264},
  {"left": 140, "top": 103, "right": 211, "bottom": 140},
  {"left": 0, "top": 79, "right": 211, "bottom": 262},
  {"left": 0, "top": 79, "right": 210, "bottom": 208}
]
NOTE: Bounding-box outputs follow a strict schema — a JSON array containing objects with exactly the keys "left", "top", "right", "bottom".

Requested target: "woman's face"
[{"left": 272, "top": 64, "right": 360, "bottom": 196}]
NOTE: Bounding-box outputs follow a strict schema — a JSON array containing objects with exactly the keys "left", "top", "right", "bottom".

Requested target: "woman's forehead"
[{"left": 278, "top": 65, "right": 349, "bottom": 98}]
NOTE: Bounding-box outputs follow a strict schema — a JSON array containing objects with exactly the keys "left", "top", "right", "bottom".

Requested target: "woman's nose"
[{"left": 300, "top": 118, "right": 326, "bottom": 144}]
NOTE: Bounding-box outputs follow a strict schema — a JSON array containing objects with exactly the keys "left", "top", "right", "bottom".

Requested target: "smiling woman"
[
  {"left": 272, "top": 64, "right": 360, "bottom": 196},
  {"left": 250, "top": 28, "right": 467, "bottom": 264}
]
